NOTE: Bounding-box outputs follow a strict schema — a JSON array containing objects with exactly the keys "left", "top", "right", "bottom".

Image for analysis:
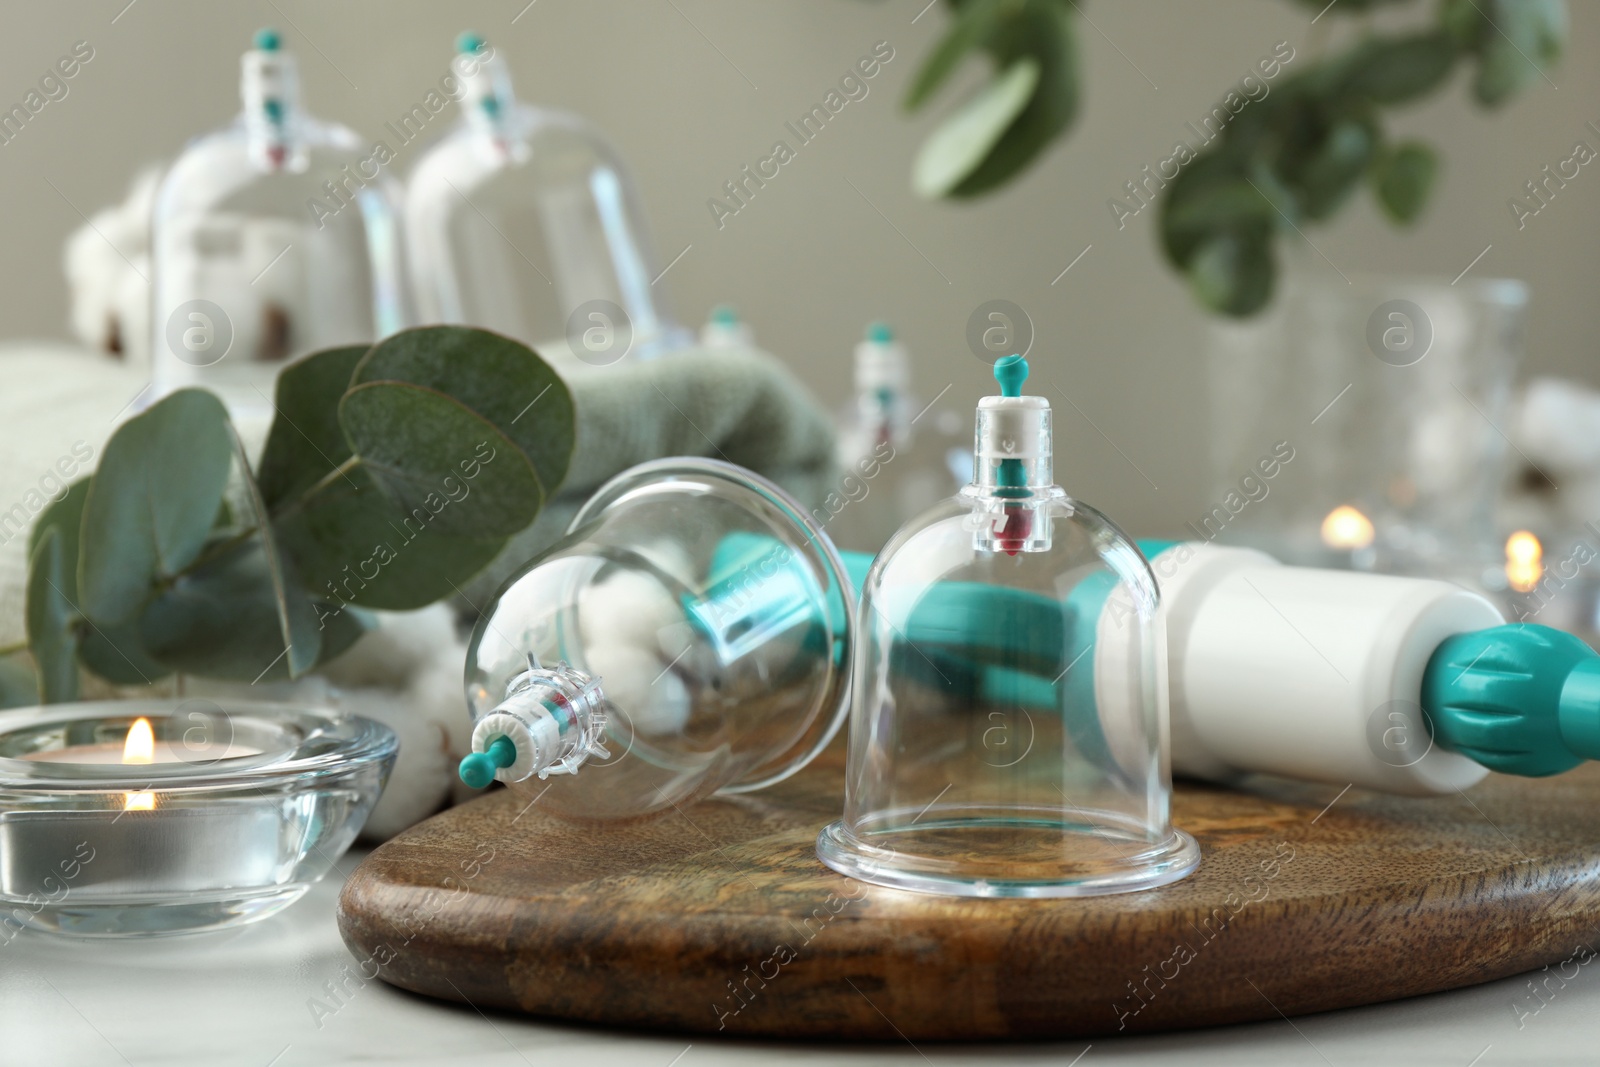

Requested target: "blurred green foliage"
[{"left": 899, "top": 0, "right": 1566, "bottom": 315}]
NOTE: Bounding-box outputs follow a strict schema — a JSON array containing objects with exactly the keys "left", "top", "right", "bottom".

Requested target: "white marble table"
[{"left": 0, "top": 847, "right": 1591, "bottom": 1066}]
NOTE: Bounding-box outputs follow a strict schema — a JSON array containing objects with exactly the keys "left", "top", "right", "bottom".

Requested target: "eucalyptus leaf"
[
  {"left": 80, "top": 390, "right": 233, "bottom": 625},
  {"left": 1371, "top": 141, "right": 1437, "bottom": 223},
  {"left": 913, "top": 58, "right": 1040, "bottom": 199},
  {"left": 1164, "top": 178, "right": 1279, "bottom": 233},
  {"left": 1158, "top": 154, "right": 1266, "bottom": 266},
  {"left": 29, "top": 477, "right": 171, "bottom": 685},
  {"left": 272, "top": 473, "right": 507, "bottom": 610},
  {"left": 905, "top": 0, "right": 1008, "bottom": 111},
  {"left": 27, "top": 478, "right": 90, "bottom": 605},
  {"left": 256, "top": 344, "right": 369, "bottom": 509},
  {"left": 949, "top": 0, "right": 1078, "bottom": 198},
  {"left": 1187, "top": 232, "right": 1274, "bottom": 317},
  {"left": 338, "top": 383, "right": 542, "bottom": 540},
  {"left": 1287, "top": 0, "right": 1410, "bottom": 10},
  {"left": 229, "top": 420, "right": 318, "bottom": 678},
  {"left": 25, "top": 529, "right": 79, "bottom": 703},
  {"left": 78, "top": 617, "right": 171, "bottom": 687},
  {"left": 353, "top": 326, "right": 574, "bottom": 503},
  {"left": 139, "top": 539, "right": 322, "bottom": 684},
  {"left": 1294, "top": 117, "right": 1377, "bottom": 220},
  {"left": 312, "top": 600, "right": 376, "bottom": 668},
  {"left": 1472, "top": 0, "right": 1565, "bottom": 106},
  {"left": 1334, "top": 32, "right": 1458, "bottom": 105}
]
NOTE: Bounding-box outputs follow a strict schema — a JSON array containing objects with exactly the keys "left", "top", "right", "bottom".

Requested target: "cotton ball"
[
  {"left": 1515, "top": 378, "right": 1600, "bottom": 474},
  {"left": 577, "top": 568, "right": 683, "bottom": 652},
  {"left": 335, "top": 686, "right": 448, "bottom": 842},
  {"left": 576, "top": 566, "right": 694, "bottom": 739},
  {"left": 581, "top": 644, "right": 691, "bottom": 739},
  {"left": 319, "top": 605, "right": 459, "bottom": 691}
]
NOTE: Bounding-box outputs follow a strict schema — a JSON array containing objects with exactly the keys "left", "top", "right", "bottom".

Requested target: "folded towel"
[{"left": 464, "top": 345, "right": 837, "bottom": 602}]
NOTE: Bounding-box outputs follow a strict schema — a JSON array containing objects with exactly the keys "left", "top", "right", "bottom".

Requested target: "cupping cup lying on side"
[{"left": 457, "top": 355, "right": 1600, "bottom": 898}]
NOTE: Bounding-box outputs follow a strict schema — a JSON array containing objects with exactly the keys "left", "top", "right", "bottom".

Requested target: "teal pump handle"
[{"left": 1422, "top": 623, "right": 1600, "bottom": 777}]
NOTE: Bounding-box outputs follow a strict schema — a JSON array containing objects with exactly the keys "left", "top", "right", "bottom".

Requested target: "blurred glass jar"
[
  {"left": 404, "top": 35, "right": 690, "bottom": 369},
  {"left": 1203, "top": 271, "right": 1526, "bottom": 582},
  {"left": 149, "top": 30, "right": 407, "bottom": 421}
]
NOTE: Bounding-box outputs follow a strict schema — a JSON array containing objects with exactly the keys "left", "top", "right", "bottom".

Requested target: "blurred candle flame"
[
  {"left": 1321, "top": 505, "right": 1375, "bottom": 551},
  {"left": 1505, "top": 530, "right": 1543, "bottom": 594},
  {"left": 123, "top": 717, "right": 155, "bottom": 811}
]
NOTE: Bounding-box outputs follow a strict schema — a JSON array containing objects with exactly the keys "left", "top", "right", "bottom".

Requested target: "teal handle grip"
[{"left": 1424, "top": 623, "right": 1600, "bottom": 776}]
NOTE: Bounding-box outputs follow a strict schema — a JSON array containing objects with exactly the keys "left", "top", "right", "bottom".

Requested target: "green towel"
[{"left": 462, "top": 344, "right": 839, "bottom": 603}]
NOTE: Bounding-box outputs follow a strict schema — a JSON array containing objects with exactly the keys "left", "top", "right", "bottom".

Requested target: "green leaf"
[
  {"left": 1164, "top": 177, "right": 1279, "bottom": 233},
  {"left": 229, "top": 420, "right": 319, "bottom": 678},
  {"left": 1335, "top": 32, "right": 1458, "bottom": 105},
  {"left": 353, "top": 327, "right": 574, "bottom": 505},
  {"left": 139, "top": 539, "right": 321, "bottom": 684},
  {"left": 1370, "top": 141, "right": 1438, "bottom": 223},
  {"left": 1469, "top": 0, "right": 1566, "bottom": 106},
  {"left": 0, "top": 655, "right": 37, "bottom": 709},
  {"left": 26, "top": 529, "right": 80, "bottom": 703},
  {"left": 78, "top": 617, "right": 171, "bottom": 686},
  {"left": 80, "top": 390, "right": 233, "bottom": 625},
  {"left": 1294, "top": 116, "right": 1378, "bottom": 220},
  {"left": 28, "top": 478, "right": 171, "bottom": 686},
  {"left": 1187, "top": 232, "right": 1274, "bottom": 317},
  {"left": 27, "top": 478, "right": 90, "bottom": 604},
  {"left": 1158, "top": 154, "right": 1273, "bottom": 267},
  {"left": 256, "top": 344, "right": 369, "bottom": 509},
  {"left": 948, "top": 0, "right": 1079, "bottom": 198},
  {"left": 272, "top": 474, "right": 507, "bottom": 610},
  {"left": 1286, "top": 0, "right": 1411, "bottom": 10},
  {"left": 312, "top": 601, "right": 375, "bottom": 667},
  {"left": 339, "top": 383, "right": 542, "bottom": 540},
  {"left": 905, "top": 0, "right": 1008, "bottom": 111},
  {"left": 913, "top": 58, "right": 1040, "bottom": 199}
]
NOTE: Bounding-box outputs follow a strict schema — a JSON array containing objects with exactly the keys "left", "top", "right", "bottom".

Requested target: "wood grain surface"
[{"left": 337, "top": 747, "right": 1600, "bottom": 1040}]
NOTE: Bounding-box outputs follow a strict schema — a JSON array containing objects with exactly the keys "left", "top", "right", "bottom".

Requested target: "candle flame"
[
  {"left": 123, "top": 717, "right": 155, "bottom": 811},
  {"left": 1321, "top": 505, "right": 1375, "bottom": 551},
  {"left": 1505, "top": 530, "right": 1543, "bottom": 594}
]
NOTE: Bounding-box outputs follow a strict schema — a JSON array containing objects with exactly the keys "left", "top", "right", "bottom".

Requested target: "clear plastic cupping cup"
[
  {"left": 460, "top": 459, "right": 855, "bottom": 821},
  {"left": 404, "top": 34, "right": 690, "bottom": 369},
  {"left": 816, "top": 355, "right": 1200, "bottom": 897},
  {"left": 149, "top": 29, "right": 406, "bottom": 420}
]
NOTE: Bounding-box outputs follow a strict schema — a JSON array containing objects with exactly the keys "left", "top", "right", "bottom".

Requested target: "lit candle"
[
  {"left": 1321, "top": 505, "right": 1376, "bottom": 551},
  {"left": 1505, "top": 530, "right": 1543, "bottom": 594},
  {"left": 122, "top": 717, "right": 155, "bottom": 811}
]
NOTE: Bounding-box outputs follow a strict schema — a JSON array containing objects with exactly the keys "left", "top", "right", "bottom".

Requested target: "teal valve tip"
[
  {"left": 457, "top": 31, "right": 487, "bottom": 55},
  {"left": 253, "top": 28, "right": 282, "bottom": 51},
  {"left": 994, "top": 354, "right": 1028, "bottom": 397},
  {"left": 866, "top": 321, "right": 894, "bottom": 344},
  {"left": 458, "top": 735, "right": 517, "bottom": 789},
  {"left": 711, "top": 303, "right": 739, "bottom": 325}
]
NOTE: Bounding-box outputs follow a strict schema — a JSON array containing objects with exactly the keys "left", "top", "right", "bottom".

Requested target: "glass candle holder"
[
  {"left": 0, "top": 699, "right": 395, "bottom": 938},
  {"left": 1204, "top": 271, "right": 1526, "bottom": 581}
]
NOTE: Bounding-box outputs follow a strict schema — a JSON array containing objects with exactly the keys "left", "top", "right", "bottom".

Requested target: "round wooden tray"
[{"left": 337, "top": 748, "right": 1600, "bottom": 1040}]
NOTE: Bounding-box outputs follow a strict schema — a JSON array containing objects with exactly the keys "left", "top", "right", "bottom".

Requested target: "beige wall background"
[{"left": 0, "top": 0, "right": 1594, "bottom": 536}]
